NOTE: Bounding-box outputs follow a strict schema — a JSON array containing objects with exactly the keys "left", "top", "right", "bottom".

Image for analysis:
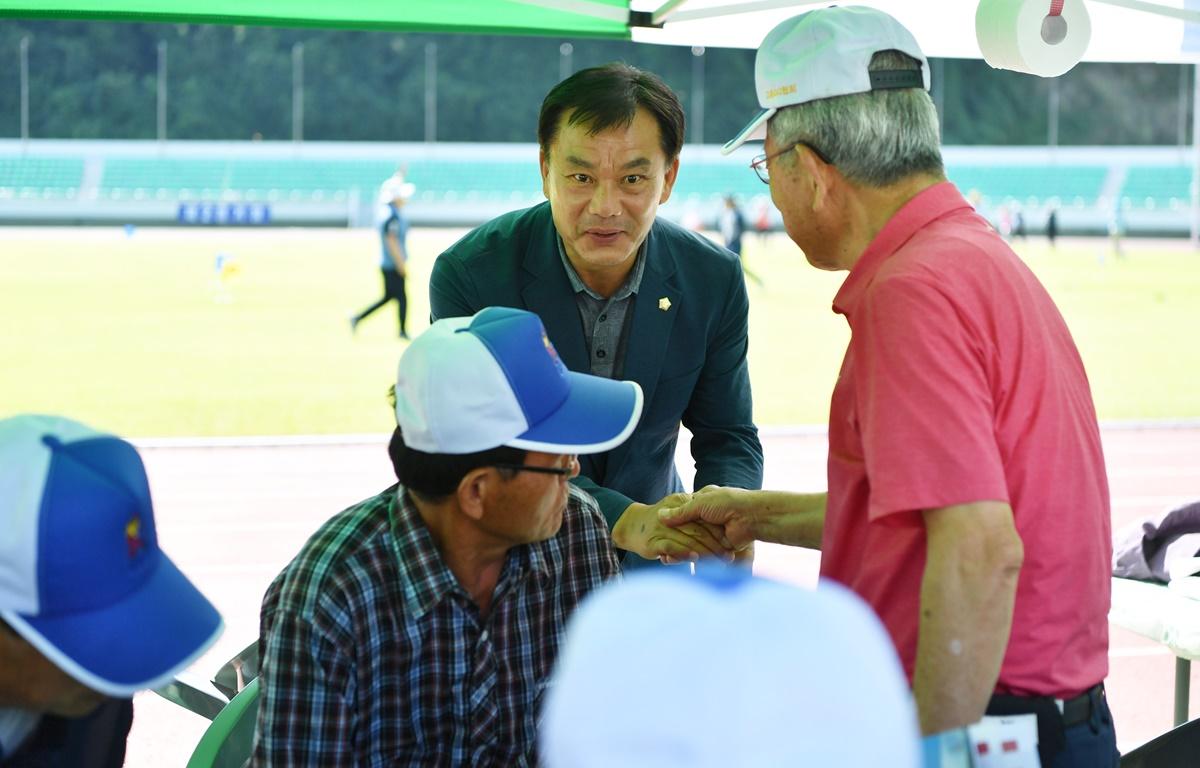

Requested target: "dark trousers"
[
  {"left": 987, "top": 683, "right": 1119, "bottom": 768},
  {"left": 355, "top": 268, "right": 408, "bottom": 335}
]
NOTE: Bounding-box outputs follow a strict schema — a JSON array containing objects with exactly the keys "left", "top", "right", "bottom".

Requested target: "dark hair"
[
  {"left": 538, "top": 62, "right": 685, "bottom": 162},
  {"left": 388, "top": 427, "right": 526, "bottom": 502}
]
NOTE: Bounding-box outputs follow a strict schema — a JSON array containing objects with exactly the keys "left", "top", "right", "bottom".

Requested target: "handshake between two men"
[{"left": 609, "top": 486, "right": 827, "bottom": 565}]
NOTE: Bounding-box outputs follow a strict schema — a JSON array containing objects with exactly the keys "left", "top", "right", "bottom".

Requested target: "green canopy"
[{"left": 0, "top": 0, "right": 632, "bottom": 38}]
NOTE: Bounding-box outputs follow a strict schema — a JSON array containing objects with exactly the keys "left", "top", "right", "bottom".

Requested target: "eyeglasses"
[
  {"left": 749, "top": 140, "right": 833, "bottom": 183},
  {"left": 492, "top": 456, "right": 578, "bottom": 477}
]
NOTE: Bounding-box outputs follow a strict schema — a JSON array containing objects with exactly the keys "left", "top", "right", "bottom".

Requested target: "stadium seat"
[
  {"left": 185, "top": 676, "right": 261, "bottom": 768},
  {"left": 1120, "top": 166, "right": 1191, "bottom": 210},
  {"left": 945, "top": 164, "right": 1107, "bottom": 208},
  {"left": 0, "top": 156, "right": 83, "bottom": 197}
]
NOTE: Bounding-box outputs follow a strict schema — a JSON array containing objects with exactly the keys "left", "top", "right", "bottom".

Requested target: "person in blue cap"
[
  {"left": 0, "top": 415, "right": 223, "bottom": 767},
  {"left": 255, "top": 307, "right": 666, "bottom": 767}
]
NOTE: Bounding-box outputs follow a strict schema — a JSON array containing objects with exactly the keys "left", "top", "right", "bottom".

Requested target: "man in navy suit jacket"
[{"left": 431, "top": 63, "right": 763, "bottom": 568}]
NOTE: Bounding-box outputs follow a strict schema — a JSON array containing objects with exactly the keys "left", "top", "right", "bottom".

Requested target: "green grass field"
[{"left": 2, "top": 226, "right": 1197, "bottom": 437}]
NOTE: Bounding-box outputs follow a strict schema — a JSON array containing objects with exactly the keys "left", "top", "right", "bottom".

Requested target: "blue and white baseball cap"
[
  {"left": 722, "top": 6, "right": 930, "bottom": 154},
  {"left": 395, "top": 307, "right": 643, "bottom": 454},
  {"left": 0, "top": 415, "right": 223, "bottom": 697}
]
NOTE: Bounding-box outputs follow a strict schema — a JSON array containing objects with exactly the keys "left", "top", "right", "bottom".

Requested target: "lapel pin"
[{"left": 658, "top": 297, "right": 672, "bottom": 312}]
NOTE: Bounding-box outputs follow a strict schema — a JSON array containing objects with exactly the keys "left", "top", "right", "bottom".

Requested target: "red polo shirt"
[{"left": 820, "top": 182, "right": 1111, "bottom": 699}]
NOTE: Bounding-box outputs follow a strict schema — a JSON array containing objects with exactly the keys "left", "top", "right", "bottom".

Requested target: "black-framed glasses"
[
  {"left": 749, "top": 140, "right": 833, "bottom": 183},
  {"left": 492, "top": 456, "right": 578, "bottom": 477}
]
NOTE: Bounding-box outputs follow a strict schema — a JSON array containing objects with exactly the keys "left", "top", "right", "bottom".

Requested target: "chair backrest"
[
  {"left": 185, "top": 676, "right": 261, "bottom": 768},
  {"left": 1121, "top": 717, "right": 1200, "bottom": 768}
]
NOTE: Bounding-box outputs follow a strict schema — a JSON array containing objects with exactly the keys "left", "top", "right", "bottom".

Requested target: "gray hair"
[{"left": 768, "top": 50, "right": 944, "bottom": 187}]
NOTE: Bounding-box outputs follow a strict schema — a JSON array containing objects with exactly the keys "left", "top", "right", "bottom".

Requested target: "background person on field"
[{"left": 351, "top": 176, "right": 415, "bottom": 339}]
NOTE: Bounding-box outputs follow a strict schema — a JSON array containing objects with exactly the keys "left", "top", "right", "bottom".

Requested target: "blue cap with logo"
[
  {"left": 395, "top": 306, "right": 644, "bottom": 455},
  {"left": 0, "top": 415, "right": 223, "bottom": 697}
]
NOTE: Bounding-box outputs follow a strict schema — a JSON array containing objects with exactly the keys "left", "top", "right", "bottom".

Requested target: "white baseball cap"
[
  {"left": 0, "top": 415, "right": 223, "bottom": 697},
  {"left": 395, "top": 306, "right": 644, "bottom": 454},
  {"left": 541, "top": 568, "right": 921, "bottom": 768},
  {"left": 381, "top": 178, "right": 416, "bottom": 201},
  {"left": 723, "top": 6, "right": 930, "bottom": 155}
]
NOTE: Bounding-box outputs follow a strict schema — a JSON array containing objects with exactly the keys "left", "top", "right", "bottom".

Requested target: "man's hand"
[
  {"left": 660, "top": 487, "right": 827, "bottom": 551},
  {"left": 611, "top": 493, "right": 734, "bottom": 563},
  {"left": 657, "top": 485, "right": 759, "bottom": 551}
]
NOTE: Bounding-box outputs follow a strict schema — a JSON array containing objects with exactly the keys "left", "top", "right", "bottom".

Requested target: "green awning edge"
[{"left": 0, "top": 5, "right": 632, "bottom": 40}]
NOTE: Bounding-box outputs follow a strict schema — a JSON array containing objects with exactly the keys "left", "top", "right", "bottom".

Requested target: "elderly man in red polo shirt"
[{"left": 660, "top": 7, "right": 1116, "bottom": 767}]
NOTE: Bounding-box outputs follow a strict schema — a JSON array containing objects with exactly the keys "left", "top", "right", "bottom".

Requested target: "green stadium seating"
[
  {"left": 673, "top": 161, "right": 764, "bottom": 203},
  {"left": 0, "top": 156, "right": 84, "bottom": 198},
  {"left": 2, "top": 151, "right": 1148, "bottom": 213},
  {"left": 945, "top": 164, "right": 1107, "bottom": 208},
  {"left": 100, "top": 158, "right": 229, "bottom": 200},
  {"left": 1120, "top": 166, "right": 1192, "bottom": 210}
]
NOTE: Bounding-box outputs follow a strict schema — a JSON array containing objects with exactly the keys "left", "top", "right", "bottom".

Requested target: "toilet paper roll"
[{"left": 976, "top": 0, "right": 1092, "bottom": 78}]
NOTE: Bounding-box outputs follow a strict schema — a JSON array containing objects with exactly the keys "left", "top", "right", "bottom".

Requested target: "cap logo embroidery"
[
  {"left": 765, "top": 84, "right": 797, "bottom": 100},
  {"left": 126, "top": 516, "right": 144, "bottom": 559},
  {"left": 542, "top": 332, "right": 562, "bottom": 365}
]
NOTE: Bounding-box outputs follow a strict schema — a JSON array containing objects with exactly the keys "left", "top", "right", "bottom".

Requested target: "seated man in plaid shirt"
[{"left": 252, "top": 307, "right": 643, "bottom": 767}]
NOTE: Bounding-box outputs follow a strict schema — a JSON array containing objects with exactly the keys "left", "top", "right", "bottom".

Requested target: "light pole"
[
  {"left": 932, "top": 57, "right": 945, "bottom": 138},
  {"left": 156, "top": 40, "right": 167, "bottom": 141},
  {"left": 292, "top": 42, "right": 304, "bottom": 142},
  {"left": 1047, "top": 76, "right": 1060, "bottom": 149},
  {"left": 1179, "top": 63, "right": 1190, "bottom": 148},
  {"left": 425, "top": 42, "right": 437, "bottom": 142},
  {"left": 1190, "top": 63, "right": 1200, "bottom": 247},
  {"left": 691, "top": 46, "right": 705, "bottom": 145},
  {"left": 559, "top": 42, "right": 573, "bottom": 82},
  {"left": 19, "top": 36, "right": 30, "bottom": 141}
]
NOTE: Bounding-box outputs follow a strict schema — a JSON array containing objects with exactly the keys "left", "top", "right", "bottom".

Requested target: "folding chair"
[{"left": 185, "top": 676, "right": 261, "bottom": 768}]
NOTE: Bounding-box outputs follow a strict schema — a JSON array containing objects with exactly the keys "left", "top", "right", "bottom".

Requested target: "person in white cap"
[
  {"left": 253, "top": 306, "right": 642, "bottom": 767},
  {"left": 541, "top": 567, "right": 922, "bottom": 768},
  {"left": 351, "top": 173, "right": 417, "bottom": 339},
  {"left": 0, "top": 415, "right": 223, "bottom": 767},
  {"left": 661, "top": 7, "right": 1117, "bottom": 767}
]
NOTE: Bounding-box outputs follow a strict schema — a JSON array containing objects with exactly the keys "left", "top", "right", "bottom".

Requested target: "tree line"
[{"left": 0, "top": 20, "right": 1192, "bottom": 146}]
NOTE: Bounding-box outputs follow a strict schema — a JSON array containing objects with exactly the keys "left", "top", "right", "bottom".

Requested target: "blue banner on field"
[{"left": 177, "top": 202, "right": 272, "bottom": 225}]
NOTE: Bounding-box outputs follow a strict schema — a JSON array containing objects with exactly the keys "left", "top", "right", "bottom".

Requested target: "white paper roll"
[{"left": 976, "top": 0, "right": 1092, "bottom": 78}]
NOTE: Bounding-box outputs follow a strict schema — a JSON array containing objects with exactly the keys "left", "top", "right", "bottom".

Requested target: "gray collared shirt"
[{"left": 557, "top": 237, "right": 646, "bottom": 379}]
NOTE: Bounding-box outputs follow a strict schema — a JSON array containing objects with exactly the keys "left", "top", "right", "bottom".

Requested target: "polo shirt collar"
[
  {"left": 390, "top": 487, "right": 552, "bottom": 619},
  {"left": 832, "top": 181, "right": 970, "bottom": 318},
  {"left": 557, "top": 236, "right": 646, "bottom": 302}
]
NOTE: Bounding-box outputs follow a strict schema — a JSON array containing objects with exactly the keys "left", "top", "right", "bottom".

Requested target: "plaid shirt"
[{"left": 252, "top": 483, "right": 618, "bottom": 768}]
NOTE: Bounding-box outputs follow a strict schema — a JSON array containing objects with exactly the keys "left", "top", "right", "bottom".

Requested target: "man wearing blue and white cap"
[
  {"left": 662, "top": 6, "right": 1116, "bottom": 767},
  {"left": 254, "top": 307, "right": 639, "bottom": 767},
  {"left": 0, "top": 415, "right": 223, "bottom": 766}
]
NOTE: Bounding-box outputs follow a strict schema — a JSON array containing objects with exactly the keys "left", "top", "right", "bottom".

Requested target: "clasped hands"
[{"left": 611, "top": 485, "right": 758, "bottom": 564}]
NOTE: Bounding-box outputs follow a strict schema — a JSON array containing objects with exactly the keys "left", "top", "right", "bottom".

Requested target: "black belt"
[
  {"left": 1058, "top": 683, "right": 1102, "bottom": 728},
  {"left": 986, "top": 683, "right": 1105, "bottom": 765}
]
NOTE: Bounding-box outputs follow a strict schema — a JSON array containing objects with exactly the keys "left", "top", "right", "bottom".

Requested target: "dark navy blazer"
[{"left": 430, "top": 202, "right": 763, "bottom": 566}]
